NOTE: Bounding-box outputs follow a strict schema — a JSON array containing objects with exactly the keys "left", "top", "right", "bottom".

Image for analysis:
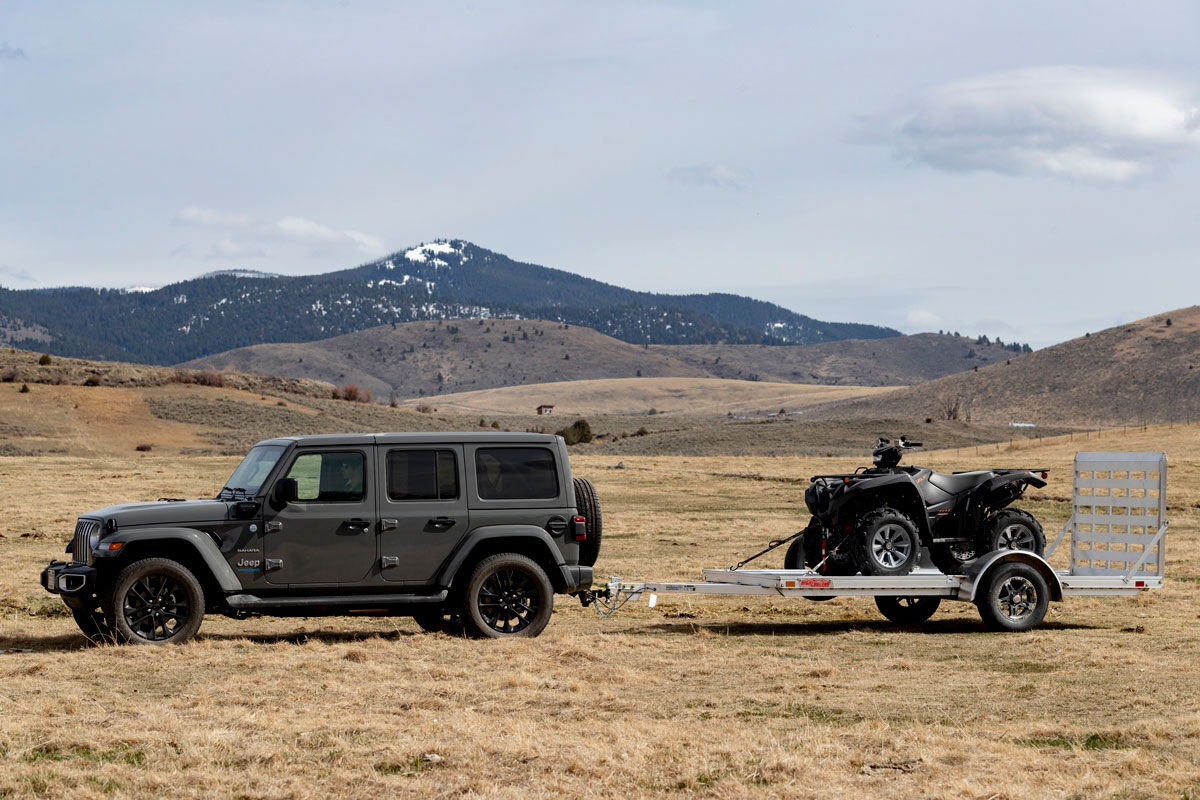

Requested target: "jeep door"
[
  {"left": 376, "top": 445, "right": 468, "bottom": 583},
  {"left": 264, "top": 448, "right": 376, "bottom": 585}
]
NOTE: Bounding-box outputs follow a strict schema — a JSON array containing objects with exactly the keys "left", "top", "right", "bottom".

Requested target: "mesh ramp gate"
[{"left": 1046, "top": 451, "right": 1168, "bottom": 579}]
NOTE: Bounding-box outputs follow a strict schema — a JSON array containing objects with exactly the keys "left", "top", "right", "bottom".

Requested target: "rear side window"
[
  {"left": 287, "top": 451, "right": 366, "bottom": 502},
  {"left": 387, "top": 450, "right": 459, "bottom": 501},
  {"left": 475, "top": 447, "right": 559, "bottom": 500}
]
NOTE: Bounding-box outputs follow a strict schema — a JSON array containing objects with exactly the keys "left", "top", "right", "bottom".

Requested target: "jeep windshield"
[{"left": 219, "top": 445, "right": 286, "bottom": 498}]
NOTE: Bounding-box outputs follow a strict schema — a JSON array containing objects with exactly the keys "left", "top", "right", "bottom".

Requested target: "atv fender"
[
  {"left": 93, "top": 527, "right": 243, "bottom": 593},
  {"left": 971, "top": 471, "right": 1047, "bottom": 507},
  {"left": 833, "top": 474, "right": 932, "bottom": 541}
]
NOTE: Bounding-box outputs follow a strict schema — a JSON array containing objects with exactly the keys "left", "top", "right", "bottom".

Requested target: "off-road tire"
[
  {"left": 784, "top": 523, "right": 855, "bottom": 601},
  {"left": 875, "top": 595, "right": 941, "bottom": 625},
  {"left": 412, "top": 606, "right": 465, "bottom": 636},
  {"left": 975, "top": 562, "right": 1049, "bottom": 632},
  {"left": 572, "top": 477, "right": 603, "bottom": 567},
  {"left": 71, "top": 601, "right": 112, "bottom": 645},
  {"left": 977, "top": 509, "right": 1045, "bottom": 557},
  {"left": 929, "top": 541, "right": 977, "bottom": 575},
  {"left": 105, "top": 558, "right": 205, "bottom": 646},
  {"left": 461, "top": 553, "right": 554, "bottom": 639},
  {"left": 853, "top": 509, "right": 920, "bottom": 577}
]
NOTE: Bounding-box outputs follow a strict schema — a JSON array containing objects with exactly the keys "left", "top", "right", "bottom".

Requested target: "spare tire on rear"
[{"left": 572, "top": 477, "right": 603, "bottom": 567}]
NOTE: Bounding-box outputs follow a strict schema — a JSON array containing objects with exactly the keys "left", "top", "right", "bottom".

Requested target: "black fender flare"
[
  {"left": 436, "top": 525, "right": 578, "bottom": 592},
  {"left": 833, "top": 475, "right": 932, "bottom": 540},
  {"left": 93, "top": 527, "right": 242, "bottom": 593}
]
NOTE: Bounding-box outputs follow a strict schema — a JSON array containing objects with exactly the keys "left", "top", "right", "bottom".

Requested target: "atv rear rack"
[{"left": 591, "top": 452, "right": 1167, "bottom": 632}]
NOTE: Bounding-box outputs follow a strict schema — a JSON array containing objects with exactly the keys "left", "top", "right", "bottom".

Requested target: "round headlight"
[{"left": 88, "top": 527, "right": 102, "bottom": 552}]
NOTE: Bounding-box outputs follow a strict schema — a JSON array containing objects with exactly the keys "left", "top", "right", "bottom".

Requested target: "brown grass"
[{"left": 0, "top": 426, "right": 1198, "bottom": 797}]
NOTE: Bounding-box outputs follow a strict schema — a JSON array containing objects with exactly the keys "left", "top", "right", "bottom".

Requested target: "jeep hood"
[{"left": 81, "top": 499, "right": 236, "bottom": 528}]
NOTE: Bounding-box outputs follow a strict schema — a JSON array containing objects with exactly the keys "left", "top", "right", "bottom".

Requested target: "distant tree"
[
  {"left": 1166, "top": 318, "right": 1172, "bottom": 327},
  {"left": 38, "top": 353, "right": 51, "bottom": 365}
]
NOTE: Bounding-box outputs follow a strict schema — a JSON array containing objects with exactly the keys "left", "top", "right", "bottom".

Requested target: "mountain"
[
  {"left": 805, "top": 307, "right": 1200, "bottom": 426},
  {"left": 654, "top": 333, "right": 1025, "bottom": 386},
  {"left": 0, "top": 240, "right": 899, "bottom": 364},
  {"left": 185, "top": 320, "right": 1021, "bottom": 400}
]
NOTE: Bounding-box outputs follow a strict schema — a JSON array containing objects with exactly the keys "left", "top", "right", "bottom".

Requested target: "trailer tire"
[
  {"left": 875, "top": 595, "right": 941, "bottom": 625},
  {"left": 853, "top": 509, "right": 920, "bottom": 577},
  {"left": 977, "top": 509, "right": 1045, "bottom": 557},
  {"left": 572, "top": 477, "right": 603, "bottom": 568},
  {"left": 975, "top": 562, "right": 1049, "bottom": 632}
]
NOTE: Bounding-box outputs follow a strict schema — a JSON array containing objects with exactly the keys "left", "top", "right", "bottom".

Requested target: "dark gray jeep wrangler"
[{"left": 41, "top": 432, "right": 602, "bottom": 644}]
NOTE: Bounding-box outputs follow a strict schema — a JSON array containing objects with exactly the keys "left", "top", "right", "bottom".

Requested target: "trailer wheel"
[
  {"left": 977, "top": 509, "right": 1045, "bottom": 557},
  {"left": 875, "top": 595, "right": 940, "bottom": 625},
  {"left": 975, "top": 562, "right": 1049, "bottom": 632},
  {"left": 853, "top": 509, "right": 920, "bottom": 577},
  {"left": 572, "top": 477, "right": 603, "bottom": 567}
]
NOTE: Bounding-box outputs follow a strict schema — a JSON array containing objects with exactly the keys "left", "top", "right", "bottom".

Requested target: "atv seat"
[{"left": 928, "top": 470, "right": 993, "bottom": 495}]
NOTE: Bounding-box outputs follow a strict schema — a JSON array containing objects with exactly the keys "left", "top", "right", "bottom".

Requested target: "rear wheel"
[
  {"left": 976, "top": 562, "right": 1049, "bottom": 632},
  {"left": 461, "top": 553, "right": 554, "bottom": 639},
  {"left": 977, "top": 509, "right": 1045, "bottom": 557},
  {"left": 853, "top": 509, "right": 920, "bottom": 577},
  {"left": 572, "top": 477, "right": 603, "bottom": 568},
  {"left": 105, "top": 558, "right": 205, "bottom": 645},
  {"left": 875, "top": 595, "right": 941, "bottom": 625}
]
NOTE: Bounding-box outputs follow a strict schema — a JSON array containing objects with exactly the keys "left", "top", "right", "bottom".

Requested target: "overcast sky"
[{"left": 2, "top": 1, "right": 1199, "bottom": 347}]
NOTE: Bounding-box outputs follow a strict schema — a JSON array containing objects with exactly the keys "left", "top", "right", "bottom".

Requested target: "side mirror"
[{"left": 270, "top": 478, "right": 298, "bottom": 510}]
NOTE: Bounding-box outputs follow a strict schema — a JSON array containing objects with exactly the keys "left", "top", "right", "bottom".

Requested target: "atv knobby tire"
[
  {"left": 853, "top": 509, "right": 920, "bottom": 577},
  {"left": 572, "top": 477, "right": 603, "bottom": 567},
  {"left": 977, "top": 509, "right": 1045, "bottom": 557}
]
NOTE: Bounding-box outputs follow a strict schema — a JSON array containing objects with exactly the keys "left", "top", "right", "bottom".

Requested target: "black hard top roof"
[{"left": 254, "top": 432, "right": 559, "bottom": 448}]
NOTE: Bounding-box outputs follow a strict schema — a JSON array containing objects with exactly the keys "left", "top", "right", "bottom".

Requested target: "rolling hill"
[
  {"left": 0, "top": 240, "right": 898, "bottom": 364},
  {"left": 807, "top": 306, "right": 1200, "bottom": 426}
]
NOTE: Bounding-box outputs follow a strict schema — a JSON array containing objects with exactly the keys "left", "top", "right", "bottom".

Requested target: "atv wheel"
[
  {"left": 875, "top": 595, "right": 941, "bottom": 625},
  {"left": 853, "top": 509, "right": 920, "bottom": 577},
  {"left": 572, "top": 477, "right": 603, "bottom": 568},
  {"left": 929, "top": 541, "right": 977, "bottom": 575},
  {"left": 978, "top": 509, "right": 1045, "bottom": 557},
  {"left": 976, "top": 562, "right": 1049, "bottom": 632},
  {"left": 784, "top": 525, "right": 855, "bottom": 601}
]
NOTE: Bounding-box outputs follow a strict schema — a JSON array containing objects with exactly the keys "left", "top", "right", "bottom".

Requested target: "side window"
[
  {"left": 286, "top": 451, "right": 365, "bottom": 502},
  {"left": 387, "top": 450, "right": 459, "bottom": 501},
  {"left": 475, "top": 447, "right": 559, "bottom": 500}
]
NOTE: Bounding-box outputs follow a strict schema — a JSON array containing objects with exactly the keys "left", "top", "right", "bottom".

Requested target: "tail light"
[
  {"left": 572, "top": 515, "right": 587, "bottom": 541},
  {"left": 1040, "top": 472, "right": 1048, "bottom": 479}
]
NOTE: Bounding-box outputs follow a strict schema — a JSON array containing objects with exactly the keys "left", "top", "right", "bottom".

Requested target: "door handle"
[
  {"left": 265, "top": 521, "right": 283, "bottom": 533},
  {"left": 381, "top": 555, "right": 400, "bottom": 569},
  {"left": 380, "top": 518, "right": 398, "bottom": 532},
  {"left": 427, "top": 517, "right": 457, "bottom": 529},
  {"left": 345, "top": 518, "right": 371, "bottom": 530},
  {"left": 264, "top": 558, "right": 283, "bottom": 571}
]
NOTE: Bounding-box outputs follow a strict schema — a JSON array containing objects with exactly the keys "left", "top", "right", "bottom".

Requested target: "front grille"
[{"left": 72, "top": 519, "right": 99, "bottom": 566}]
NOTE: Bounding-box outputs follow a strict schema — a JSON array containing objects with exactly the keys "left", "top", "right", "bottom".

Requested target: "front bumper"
[{"left": 41, "top": 561, "right": 97, "bottom": 596}]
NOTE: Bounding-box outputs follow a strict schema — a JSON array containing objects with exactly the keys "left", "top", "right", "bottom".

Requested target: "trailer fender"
[{"left": 960, "top": 550, "right": 1062, "bottom": 603}]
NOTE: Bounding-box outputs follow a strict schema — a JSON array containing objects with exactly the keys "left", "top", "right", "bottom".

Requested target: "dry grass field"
[
  {"left": 0, "top": 425, "right": 1197, "bottom": 798},
  {"left": 401, "top": 376, "right": 899, "bottom": 417}
]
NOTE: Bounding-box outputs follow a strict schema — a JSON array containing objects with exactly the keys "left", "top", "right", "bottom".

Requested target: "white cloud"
[
  {"left": 277, "top": 216, "right": 383, "bottom": 254},
  {"left": 207, "top": 237, "right": 265, "bottom": 260},
  {"left": 667, "top": 163, "right": 753, "bottom": 189},
  {"left": 905, "top": 308, "right": 941, "bottom": 330},
  {"left": 0, "top": 43, "right": 27, "bottom": 61},
  {"left": 881, "top": 67, "right": 1200, "bottom": 183},
  {"left": 0, "top": 264, "right": 35, "bottom": 283},
  {"left": 176, "top": 206, "right": 254, "bottom": 228}
]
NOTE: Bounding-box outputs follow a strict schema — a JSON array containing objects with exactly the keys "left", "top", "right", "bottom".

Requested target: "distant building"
[{"left": 536, "top": 404, "right": 554, "bottom": 415}]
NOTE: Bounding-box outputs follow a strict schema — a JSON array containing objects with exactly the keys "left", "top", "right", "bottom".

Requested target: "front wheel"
[
  {"left": 853, "top": 509, "right": 920, "bottom": 577},
  {"left": 976, "top": 562, "right": 1049, "bottom": 632},
  {"left": 461, "top": 554, "right": 554, "bottom": 639},
  {"left": 105, "top": 558, "right": 205, "bottom": 645},
  {"left": 71, "top": 601, "right": 112, "bottom": 645}
]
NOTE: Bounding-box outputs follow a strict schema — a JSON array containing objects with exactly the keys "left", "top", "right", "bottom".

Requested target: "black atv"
[{"left": 786, "top": 437, "right": 1048, "bottom": 577}]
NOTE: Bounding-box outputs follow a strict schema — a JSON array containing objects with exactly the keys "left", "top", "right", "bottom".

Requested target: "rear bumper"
[
  {"left": 41, "top": 561, "right": 97, "bottom": 596},
  {"left": 562, "top": 565, "right": 594, "bottom": 593}
]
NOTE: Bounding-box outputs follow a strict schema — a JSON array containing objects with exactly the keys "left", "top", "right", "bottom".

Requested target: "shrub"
[
  {"left": 195, "top": 370, "right": 225, "bottom": 387},
  {"left": 38, "top": 353, "right": 52, "bottom": 365},
  {"left": 135, "top": 443, "right": 153, "bottom": 452},
  {"left": 82, "top": 374, "right": 102, "bottom": 386},
  {"left": 415, "top": 403, "right": 433, "bottom": 414},
  {"left": 19, "top": 383, "right": 30, "bottom": 393},
  {"left": 634, "top": 426, "right": 649, "bottom": 437},
  {"left": 336, "top": 385, "right": 372, "bottom": 403},
  {"left": 491, "top": 420, "right": 500, "bottom": 429},
  {"left": 556, "top": 418, "right": 593, "bottom": 446}
]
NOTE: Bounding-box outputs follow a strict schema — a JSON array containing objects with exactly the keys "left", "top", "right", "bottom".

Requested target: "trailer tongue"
[{"left": 585, "top": 452, "right": 1168, "bottom": 633}]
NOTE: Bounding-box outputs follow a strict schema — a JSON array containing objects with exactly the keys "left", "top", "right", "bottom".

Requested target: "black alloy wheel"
[
  {"left": 106, "top": 558, "right": 205, "bottom": 645},
  {"left": 462, "top": 553, "right": 553, "bottom": 638},
  {"left": 976, "top": 562, "right": 1050, "bottom": 632}
]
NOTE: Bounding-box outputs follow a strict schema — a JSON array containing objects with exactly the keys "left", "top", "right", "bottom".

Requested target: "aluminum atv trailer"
[{"left": 592, "top": 452, "right": 1167, "bottom": 633}]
